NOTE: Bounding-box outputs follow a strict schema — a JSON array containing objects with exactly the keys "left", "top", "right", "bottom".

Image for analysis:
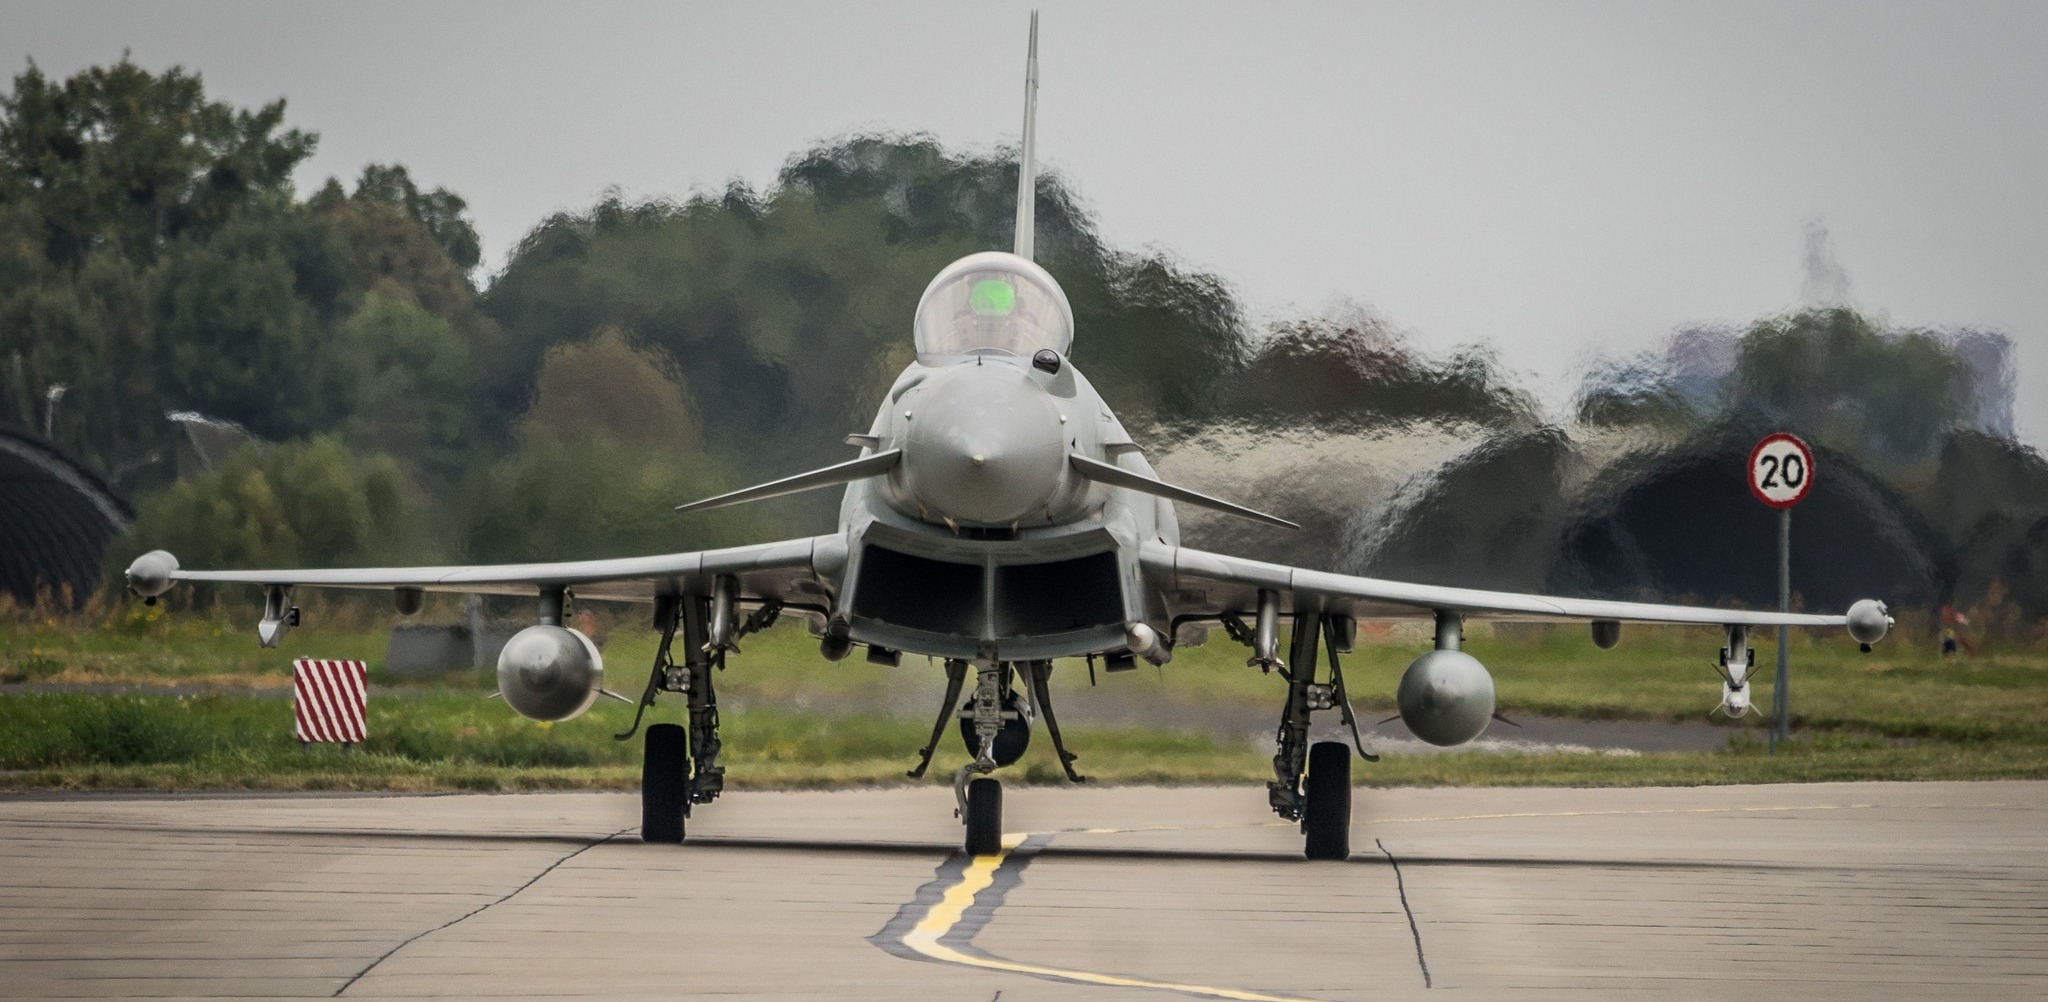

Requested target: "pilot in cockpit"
[{"left": 914, "top": 268, "right": 1072, "bottom": 361}]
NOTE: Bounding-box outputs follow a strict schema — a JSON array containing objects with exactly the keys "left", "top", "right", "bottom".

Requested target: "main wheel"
[
  {"left": 1303, "top": 740, "right": 1352, "bottom": 860},
  {"left": 964, "top": 777, "right": 1003, "bottom": 856},
  {"left": 641, "top": 723, "right": 689, "bottom": 844}
]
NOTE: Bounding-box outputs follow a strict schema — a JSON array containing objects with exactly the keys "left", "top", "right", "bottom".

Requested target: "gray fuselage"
[{"left": 826, "top": 251, "right": 1176, "bottom": 662}]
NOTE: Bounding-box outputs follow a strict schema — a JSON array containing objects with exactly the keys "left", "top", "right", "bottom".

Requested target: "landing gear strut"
[
  {"left": 955, "top": 661, "right": 1011, "bottom": 856},
  {"left": 908, "top": 660, "right": 969, "bottom": 780},
  {"left": 621, "top": 594, "right": 754, "bottom": 844},
  {"left": 1257, "top": 608, "right": 1377, "bottom": 861},
  {"left": 910, "top": 658, "right": 1086, "bottom": 856},
  {"left": 1023, "top": 660, "right": 1085, "bottom": 783}
]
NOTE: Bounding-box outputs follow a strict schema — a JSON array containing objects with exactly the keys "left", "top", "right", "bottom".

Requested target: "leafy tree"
[
  {"left": 0, "top": 57, "right": 315, "bottom": 268},
  {"left": 483, "top": 184, "right": 963, "bottom": 480},
  {"left": 1726, "top": 308, "right": 1974, "bottom": 461},
  {"left": 0, "top": 59, "right": 489, "bottom": 494},
  {"left": 481, "top": 135, "right": 1251, "bottom": 491},
  {"left": 781, "top": 134, "right": 1101, "bottom": 259},
  {"left": 457, "top": 329, "right": 755, "bottom": 562},
  {"left": 781, "top": 135, "right": 1247, "bottom": 422},
  {"left": 308, "top": 164, "right": 484, "bottom": 304},
  {"left": 1221, "top": 308, "right": 1535, "bottom": 431},
  {"left": 518, "top": 327, "right": 701, "bottom": 452},
  {"left": 457, "top": 435, "right": 762, "bottom": 564},
  {"left": 304, "top": 166, "right": 497, "bottom": 361},
  {"left": 148, "top": 208, "right": 350, "bottom": 440},
  {"left": 337, "top": 289, "right": 473, "bottom": 475},
  {"left": 122, "top": 437, "right": 430, "bottom": 578},
  {"left": 1573, "top": 309, "right": 1979, "bottom": 460},
  {"left": 0, "top": 187, "right": 164, "bottom": 469},
  {"left": 1571, "top": 355, "right": 1700, "bottom": 432},
  {"left": 344, "top": 163, "right": 481, "bottom": 272}
]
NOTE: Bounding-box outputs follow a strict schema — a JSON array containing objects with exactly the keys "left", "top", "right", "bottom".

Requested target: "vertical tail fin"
[{"left": 1013, "top": 11, "right": 1039, "bottom": 262}]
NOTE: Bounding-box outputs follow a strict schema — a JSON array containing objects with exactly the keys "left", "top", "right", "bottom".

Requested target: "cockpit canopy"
[{"left": 913, "top": 252, "right": 1074, "bottom": 363}]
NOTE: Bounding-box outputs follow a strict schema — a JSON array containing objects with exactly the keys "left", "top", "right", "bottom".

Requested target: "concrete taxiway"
[{"left": 1, "top": 782, "right": 2042, "bottom": 1000}]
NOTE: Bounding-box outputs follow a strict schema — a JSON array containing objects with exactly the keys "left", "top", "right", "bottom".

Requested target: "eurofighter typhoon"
[{"left": 126, "top": 15, "right": 1892, "bottom": 859}]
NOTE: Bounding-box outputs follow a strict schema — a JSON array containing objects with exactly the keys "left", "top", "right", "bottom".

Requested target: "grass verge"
[
  {"left": 2, "top": 691, "right": 2043, "bottom": 793},
  {"left": 6, "top": 608, "right": 2048, "bottom": 792}
]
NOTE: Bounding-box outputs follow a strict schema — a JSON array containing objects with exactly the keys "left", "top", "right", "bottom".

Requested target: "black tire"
[
  {"left": 964, "top": 777, "right": 1003, "bottom": 857},
  {"left": 641, "top": 723, "right": 689, "bottom": 844},
  {"left": 1303, "top": 740, "right": 1352, "bottom": 861}
]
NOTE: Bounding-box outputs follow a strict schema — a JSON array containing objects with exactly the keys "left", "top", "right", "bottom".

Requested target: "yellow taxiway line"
[
  {"left": 890, "top": 802, "right": 1911, "bottom": 998},
  {"left": 897, "top": 833, "right": 1327, "bottom": 1002}
]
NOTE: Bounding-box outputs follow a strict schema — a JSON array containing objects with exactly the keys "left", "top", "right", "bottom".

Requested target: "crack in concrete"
[
  {"left": 333, "top": 825, "right": 631, "bottom": 996},
  {"left": 1377, "top": 837, "right": 1432, "bottom": 989}
]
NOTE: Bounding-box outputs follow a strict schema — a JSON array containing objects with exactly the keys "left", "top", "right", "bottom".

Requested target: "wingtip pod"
[
  {"left": 125, "top": 550, "right": 179, "bottom": 599},
  {"left": 1847, "top": 599, "right": 1892, "bottom": 646}
]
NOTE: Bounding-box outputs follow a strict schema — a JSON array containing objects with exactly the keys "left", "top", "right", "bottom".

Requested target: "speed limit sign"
[{"left": 1748, "top": 433, "right": 1814, "bottom": 509}]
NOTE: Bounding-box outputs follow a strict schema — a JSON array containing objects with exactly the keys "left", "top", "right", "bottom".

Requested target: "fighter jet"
[{"left": 125, "top": 14, "right": 1893, "bottom": 860}]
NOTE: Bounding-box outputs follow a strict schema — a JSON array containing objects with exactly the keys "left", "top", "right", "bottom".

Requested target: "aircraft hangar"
[
  {"left": 0, "top": 429, "right": 132, "bottom": 607},
  {"left": 1159, "top": 423, "right": 1994, "bottom": 616}
]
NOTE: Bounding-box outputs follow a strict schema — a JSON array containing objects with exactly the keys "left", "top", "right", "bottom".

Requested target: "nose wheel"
[
  {"left": 963, "top": 777, "right": 1004, "bottom": 856},
  {"left": 911, "top": 660, "right": 1088, "bottom": 856}
]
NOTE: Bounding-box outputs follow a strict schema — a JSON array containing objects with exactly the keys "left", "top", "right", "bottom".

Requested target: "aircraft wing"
[
  {"left": 127, "top": 535, "right": 842, "bottom": 607},
  {"left": 1143, "top": 543, "right": 1854, "bottom": 628}
]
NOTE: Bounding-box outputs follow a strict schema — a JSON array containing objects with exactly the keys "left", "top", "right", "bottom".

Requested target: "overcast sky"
[{"left": 9, "top": 1, "right": 2046, "bottom": 443}]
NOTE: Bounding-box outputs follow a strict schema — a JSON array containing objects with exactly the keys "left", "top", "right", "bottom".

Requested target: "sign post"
[{"left": 1747, "top": 433, "right": 1814, "bottom": 753}]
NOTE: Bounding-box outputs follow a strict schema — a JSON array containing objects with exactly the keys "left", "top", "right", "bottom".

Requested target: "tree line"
[{"left": 0, "top": 59, "right": 2014, "bottom": 583}]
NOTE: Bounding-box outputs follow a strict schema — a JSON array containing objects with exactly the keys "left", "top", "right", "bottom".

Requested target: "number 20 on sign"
[{"left": 1748, "top": 432, "right": 1814, "bottom": 509}]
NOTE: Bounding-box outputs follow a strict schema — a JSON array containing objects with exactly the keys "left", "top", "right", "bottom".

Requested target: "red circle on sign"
[{"left": 1747, "top": 432, "right": 1814, "bottom": 509}]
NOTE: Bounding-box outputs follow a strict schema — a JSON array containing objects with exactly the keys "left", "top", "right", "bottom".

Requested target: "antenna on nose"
[{"left": 1013, "top": 11, "right": 1039, "bottom": 262}]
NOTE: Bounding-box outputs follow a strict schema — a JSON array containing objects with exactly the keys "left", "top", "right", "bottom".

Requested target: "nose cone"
[{"left": 900, "top": 365, "right": 1066, "bottom": 525}]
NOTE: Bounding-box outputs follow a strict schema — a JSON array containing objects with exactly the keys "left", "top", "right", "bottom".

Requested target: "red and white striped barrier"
[{"left": 292, "top": 658, "right": 367, "bottom": 744}]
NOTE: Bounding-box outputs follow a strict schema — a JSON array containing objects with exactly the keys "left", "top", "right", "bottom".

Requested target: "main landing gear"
[
  {"left": 618, "top": 589, "right": 780, "bottom": 844},
  {"left": 909, "top": 659, "right": 1086, "bottom": 856},
  {"left": 1232, "top": 592, "right": 1377, "bottom": 861}
]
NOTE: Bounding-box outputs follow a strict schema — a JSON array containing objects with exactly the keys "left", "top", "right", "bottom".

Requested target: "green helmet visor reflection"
[{"left": 969, "top": 278, "right": 1017, "bottom": 315}]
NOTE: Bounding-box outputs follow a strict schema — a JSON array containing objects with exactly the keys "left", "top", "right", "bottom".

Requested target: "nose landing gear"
[
  {"left": 954, "top": 661, "right": 1015, "bottom": 857},
  {"left": 909, "top": 659, "right": 1086, "bottom": 856}
]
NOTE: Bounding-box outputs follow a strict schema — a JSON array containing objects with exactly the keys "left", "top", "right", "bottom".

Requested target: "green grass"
[
  {"left": 0, "top": 596, "right": 392, "bottom": 686},
  {"left": 2, "top": 605, "right": 2046, "bottom": 791},
  {"left": 1470, "top": 625, "right": 2048, "bottom": 742},
  {"left": 1, "top": 685, "right": 2043, "bottom": 793},
  {"left": 0, "top": 690, "right": 1265, "bottom": 791}
]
